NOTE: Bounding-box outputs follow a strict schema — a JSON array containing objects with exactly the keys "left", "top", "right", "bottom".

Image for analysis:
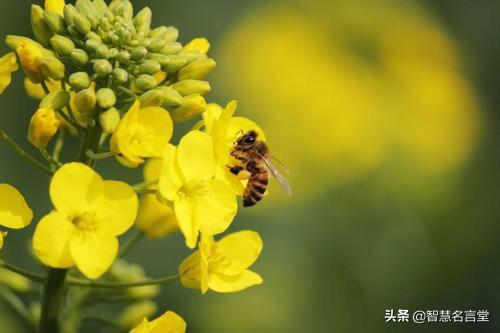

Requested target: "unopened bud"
[
  {"left": 170, "top": 94, "right": 207, "bottom": 122},
  {"left": 96, "top": 88, "right": 117, "bottom": 109},
  {"left": 85, "top": 38, "right": 100, "bottom": 51},
  {"left": 45, "top": 0, "right": 65, "bottom": 16},
  {"left": 112, "top": 68, "right": 129, "bottom": 84},
  {"left": 162, "top": 26, "right": 179, "bottom": 43},
  {"left": 0, "top": 268, "right": 31, "bottom": 293},
  {"left": 70, "top": 48, "right": 89, "bottom": 66},
  {"left": 184, "top": 38, "right": 210, "bottom": 54},
  {"left": 117, "top": 50, "right": 131, "bottom": 64},
  {"left": 139, "top": 90, "right": 164, "bottom": 107},
  {"left": 86, "top": 31, "right": 102, "bottom": 43},
  {"left": 28, "top": 107, "right": 60, "bottom": 148},
  {"left": 31, "top": 5, "right": 53, "bottom": 47},
  {"left": 171, "top": 80, "right": 211, "bottom": 96},
  {"left": 178, "top": 58, "right": 216, "bottom": 80},
  {"left": 159, "top": 42, "right": 182, "bottom": 55},
  {"left": 39, "top": 56, "right": 65, "bottom": 81},
  {"left": 164, "top": 55, "right": 187, "bottom": 73},
  {"left": 99, "top": 107, "right": 120, "bottom": 133},
  {"left": 69, "top": 72, "right": 90, "bottom": 90},
  {"left": 135, "top": 74, "right": 157, "bottom": 91},
  {"left": 131, "top": 46, "right": 148, "bottom": 61},
  {"left": 96, "top": 44, "right": 110, "bottom": 59},
  {"left": 147, "top": 38, "right": 166, "bottom": 52},
  {"left": 50, "top": 35, "right": 75, "bottom": 56},
  {"left": 44, "top": 11, "right": 66, "bottom": 35},
  {"left": 140, "top": 59, "right": 161, "bottom": 75},
  {"left": 73, "top": 13, "right": 91, "bottom": 35},
  {"left": 155, "top": 86, "right": 183, "bottom": 108},
  {"left": 147, "top": 53, "right": 170, "bottom": 67},
  {"left": 63, "top": 4, "right": 77, "bottom": 26},
  {"left": 93, "top": 59, "right": 112, "bottom": 77},
  {"left": 40, "top": 90, "right": 70, "bottom": 110},
  {"left": 75, "top": 86, "right": 96, "bottom": 114},
  {"left": 133, "top": 7, "right": 152, "bottom": 35},
  {"left": 67, "top": 25, "right": 84, "bottom": 39}
]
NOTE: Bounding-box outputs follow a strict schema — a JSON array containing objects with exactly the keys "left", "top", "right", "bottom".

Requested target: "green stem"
[
  {"left": 134, "top": 188, "right": 157, "bottom": 195},
  {"left": 55, "top": 109, "right": 86, "bottom": 133},
  {"left": 0, "top": 260, "right": 46, "bottom": 283},
  {"left": 132, "top": 179, "right": 158, "bottom": 191},
  {"left": 52, "top": 128, "right": 65, "bottom": 161},
  {"left": 0, "top": 285, "right": 36, "bottom": 327},
  {"left": 118, "top": 229, "right": 144, "bottom": 257},
  {"left": 40, "top": 148, "right": 62, "bottom": 169},
  {"left": 0, "top": 129, "right": 53, "bottom": 176},
  {"left": 85, "top": 150, "right": 116, "bottom": 160},
  {"left": 38, "top": 269, "right": 68, "bottom": 333},
  {"left": 66, "top": 274, "right": 180, "bottom": 288}
]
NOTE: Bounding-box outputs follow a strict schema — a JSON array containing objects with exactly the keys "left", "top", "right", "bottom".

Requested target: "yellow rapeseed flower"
[
  {"left": 32, "top": 163, "right": 138, "bottom": 279},
  {"left": 16, "top": 40, "right": 44, "bottom": 83},
  {"left": 136, "top": 158, "right": 178, "bottom": 238},
  {"left": 44, "top": 0, "right": 65, "bottom": 16},
  {"left": 0, "top": 184, "right": 33, "bottom": 250},
  {"left": 28, "top": 107, "right": 60, "bottom": 148},
  {"left": 158, "top": 131, "right": 237, "bottom": 248},
  {"left": 24, "top": 78, "right": 60, "bottom": 100},
  {"left": 0, "top": 52, "right": 18, "bottom": 94},
  {"left": 179, "top": 231, "right": 263, "bottom": 293},
  {"left": 203, "top": 101, "right": 266, "bottom": 195},
  {"left": 130, "top": 310, "right": 186, "bottom": 333},
  {"left": 111, "top": 100, "right": 173, "bottom": 168},
  {"left": 184, "top": 38, "right": 211, "bottom": 54}
]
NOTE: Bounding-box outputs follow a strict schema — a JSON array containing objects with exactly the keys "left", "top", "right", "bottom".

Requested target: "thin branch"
[
  {"left": 85, "top": 150, "right": 117, "bottom": 160},
  {"left": 55, "top": 109, "right": 86, "bottom": 133},
  {"left": 66, "top": 274, "right": 180, "bottom": 288},
  {"left": 119, "top": 229, "right": 144, "bottom": 257},
  {"left": 134, "top": 188, "right": 157, "bottom": 195},
  {"left": 0, "top": 129, "right": 53, "bottom": 176},
  {"left": 0, "top": 260, "right": 46, "bottom": 283}
]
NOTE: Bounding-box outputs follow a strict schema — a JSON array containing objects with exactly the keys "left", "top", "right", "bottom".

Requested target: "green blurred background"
[{"left": 0, "top": 0, "right": 499, "bottom": 332}]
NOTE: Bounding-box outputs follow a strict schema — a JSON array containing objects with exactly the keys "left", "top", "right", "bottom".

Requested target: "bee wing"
[
  {"left": 270, "top": 155, "right": 291, "bottom": 175},
  {"left": 262, "top": 157, "right": 292, "bottom": 196}
]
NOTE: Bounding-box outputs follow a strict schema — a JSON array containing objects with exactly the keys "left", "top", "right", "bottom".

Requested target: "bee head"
[{"left": 236, "top": 130, "right": 258, "bottom": 149}]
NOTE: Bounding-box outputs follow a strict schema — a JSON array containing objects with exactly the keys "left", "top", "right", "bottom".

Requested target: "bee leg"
[
  {"left": 246, "top": 161, "right": 259, "bottom": 177},
  {"left": 228, "top": 165, "right": 243, "bottom": 176}
]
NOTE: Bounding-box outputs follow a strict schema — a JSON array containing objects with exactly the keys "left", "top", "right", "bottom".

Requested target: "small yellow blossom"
[
  {"left": 32, "top": 163, "right": 138, "bottom": 279},
  {"left": 28, "top": 107, "right": 60, "bottom": 148},
  {"left": 0, "top": 183, "right": 33, "bottom": 250},
  {"left": 136, "top": 159, "right": 178, "bottom": 238},
  {"left": 44, "top": 0, "right": 65, "bottom": 16},
  {"left": 179, "top": 231, "right": 263, "bottom": 293},
  {"left": 158, "top": 131, "right": 237, "bottom": 248},
  {"left": 111, "top": 100, "right": 173, "bottom": 168},
  {"left": 16, "top": 41, "right": 44, "bottom": 83},
  {"left": 184, "top": 38, "right": 210, "bottom": 54},
  {"left": 203, "top": 101, "right": 266, "bottom": 194},
  {"left": 0, "top": 53, "right": 18, "bottom": 94},
  {"left": 24, "top": 78, "right": 60, "bottom": 100},
  {"left": 130, "top": 310, "right": 186, "bottom": 333}
]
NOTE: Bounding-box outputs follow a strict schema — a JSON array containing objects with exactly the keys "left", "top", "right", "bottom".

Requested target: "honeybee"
[{"left": 229, "top": 130, "right": 291, "bottom": 207}]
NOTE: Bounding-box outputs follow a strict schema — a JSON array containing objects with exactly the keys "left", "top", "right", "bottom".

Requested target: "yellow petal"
[
  {"left": 177, "top": 131, "right": 215, "bottom": 182},
  {"left": 158, "top": 144, "right": 183, "bottom": 202},
  {"left": 217, "top": 230, "right": 263, "bottom": 275},
  {"left": 32, "top": 212, "right": 75, "bottom": 268},
  {"left": 195, "top": 180, "right": 237, "bottom": 235},
  {"left": 136, "top": 194, "right": 178, "bottom": 238},
  {"left": 174, "top": 196, "right": 197, "bottom": 249},
  {"left": 208, "top": 270, "right": 263, "bottom": 293},
  {"left": 0, "top": 232, "right": 5, "bottom": 250},
  {"left": 69, "top": 231, "right": 118, "bottom": 279},
  {"left": 94, "top": 180, "right": 138, "bottom": 236},
  {"left": 131, "top": 311, "right": 186, "bottom": 333},
  {"left": 184, "top": 37, "right": 211, "bottom": 54},
  {"left": 0, "top": 52, "right": 18, "bottom": 94},
  {"left": 24, "top": 78, "right": 60, "bottom": 100},
  {"left": 45, "top": 0, "right": 65, "bottom": 16},
  {"left": 179, "top": 251, "right": 202, "bottom": 290},
  {"left": 212, "top": 101, "right": 237, "bottom": 165},
  {"left": 50, "top": 163, "right": 103, "bottom": 214},
  {"left": 143, "top": 158, "right": 162, "bottom": 185},
  {"left": 0, "top": 184, "right": 33, "bottom": 229},
  {"left": 227, "top": 116, "right": 267, "bottom": 143},
  {"left": 202, "top": 103, "right": 223, "bottom": 133}
]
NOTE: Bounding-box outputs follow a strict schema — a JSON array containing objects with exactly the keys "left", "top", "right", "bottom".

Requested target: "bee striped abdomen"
[{"left": 243, "top": 165, "right": 268, "bottom": 207}]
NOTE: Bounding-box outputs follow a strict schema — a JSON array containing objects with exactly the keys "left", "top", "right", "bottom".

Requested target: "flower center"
[
  {"left": 179, "top": 180, "right": 210, "bottom": 198},
  {"left": 71, "top": 211, "right": 97, "bottom": 231}
]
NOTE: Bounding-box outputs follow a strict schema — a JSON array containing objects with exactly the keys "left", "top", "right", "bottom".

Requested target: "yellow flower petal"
[
  {"left": 195, "top": 180, "right": 237, "bottom": 235},
  {"left": 32, "top": 212, "right": 75, "bottom": 268},
  {"left": 174, "top": 196, "right": 197, "bottom": 248},
  {"left": 184, "top": 37, "right": 211, "bottom": 54},
  {"left": 143, "top": 158, "right": 162, "bottom": 185},
  {"left": 24, "top": 78, "right": 60, "bottom": 100},
  {"left": 208, "top": 270, "right": 263, "bottom": 293},
  {"left": 202, "top": 103, "right": 223, "bottom": 133},
  {"left": 69, "top": 231, "right": 118, "bottom": 279},
  {"left": 179, "top": 251, "right": 202, "bottom": 290},
  {"left": 131, "top": 311, "right": 186, "bottom": 333},
  {"left": 216, "top": 230, "right": 263, "bottom": 275},
  {"left": 158, "top": 144, "right": 184, "bottom": 202},
  {"left": 177, "top": 131, "right": 215, "bottom": 182},
  {"left": 0, "top": 52, "right": 18, "bottom": 94},
  {"left": 136, "top": 194, "right": 178, "bottom": 238},
  {"left": 94, "top": 180, "right": 138, "bottom": 236},
  {"left": 50, "top": 163, "right": 103, "bottom": 214},
  {"left": 45, "top": 0, "right": 65, "bottom": 16},
  {"left": 0, "top": 232, "right": 5, "bottom": 250},
  {"left": 0, "top": 184, "right": 33, "bottom": 229},
  {"left": 227, "top": 116, "right": 267, "bottom": 143}
]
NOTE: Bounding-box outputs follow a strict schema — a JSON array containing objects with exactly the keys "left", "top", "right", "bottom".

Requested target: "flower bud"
[
  {"left": 73, "top": 13, "right": 91, "bottom": 35},
  {"left": 99, "top": 17, "right": 113, "bottom": 32},
  {"left": 171, "top": 80, "right": 211, "bottom": 96},
  {"left": 163, "top": 55, "right": 187, "bottom": 73},
  {"left": 99, "top": 107, "right": 120, "bottom": 133},
  {"left": 40, "top": 90, "right": 70, "bottom": 110},
  {"left": 147, "top": 53, "right": 170, "bottom": 67},
  {"left": 16, "top": 40, "right": 44, "bottom": 82},
  {"left": 184, "top": 38, "right": 210, "bottom": 54},
  {"left": 135, "top": 74, "right": 157, "bottom": 91},
  {"left": 117, "top": 50, "right": 131, "bottom": 64},
  {"left": 147, "top": 38, "right": 166, "bottom": 52},
  {"left": 155, "top": 86, "right": 183, "bottom": 108},
  {"left": 86, "top": 31, "right": 102, "bottom": 43},
  {"left": 43, "top": 11, "right": 66, "bottom": 35},
  {"left": 93, "top": 59, "right": 112, "bottom": 77},
  {"left": 45, "top": 0, "right": 65, "bottom": 16},
  {"left": 67, "top": 25, "right": 84, "bottom": 39},
  {"left": 96, "top": 44, "right": 110, "bottom": 59},
  {"left": 31, "top": 5, "right": 53, "bottom": 47},
  {"left": 162, "top": 26, "right": 179, "bottom": 43},
  {"left": 178, "top": 58, "right": 216, "bottom": 80},
  {"left": 70, "top": 48, "right": 89, "bottom": 66},
  {"left": 178, "top": 50, "right": 206, "bottom": 63},
  {"left": 85, "top": 38, "right": 100, "bottom": 51},
  {"left": 28, "top": 107, "right": 60, "bottom": 148},
  {"left": 39, "top": 56, "right": 65, "bottom": 81},
  {"left": 0, "top": 268, "right": 31, "bottom": 293},
  {"left": 131, "top": 46, "right": 148, "bottom": 61},
  {"left": 75, "top": 86, "right": 96, "bottom": 114},
  {"left": 170, "top": 94, "right": 207, "bottom": 122},
  {"left": 133, "top": 7, "right": 152, "bottom": 35},
  {"left": 112, "top": 68, "right": 129, "bottom": 84},
  {"left": 63, "top": 4, "right": 77, "bottom": 26},
  {"left": 50, "top": 35, "right": 75, "bottom": 56},
  {"left": 69, "top": 72, "right": 90, "bottom": 90},
  {"left": 140, "top": 59, "right": 161, "bottom": 75},
  {"left": 139, "top": 90, "right": 164, "bottom": 107},
  {"left": 96, "top": 88, "right": 117, "bottom": 109},
  {"left": 159, "top": 42, "right": 182, "bottom": 55}
]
